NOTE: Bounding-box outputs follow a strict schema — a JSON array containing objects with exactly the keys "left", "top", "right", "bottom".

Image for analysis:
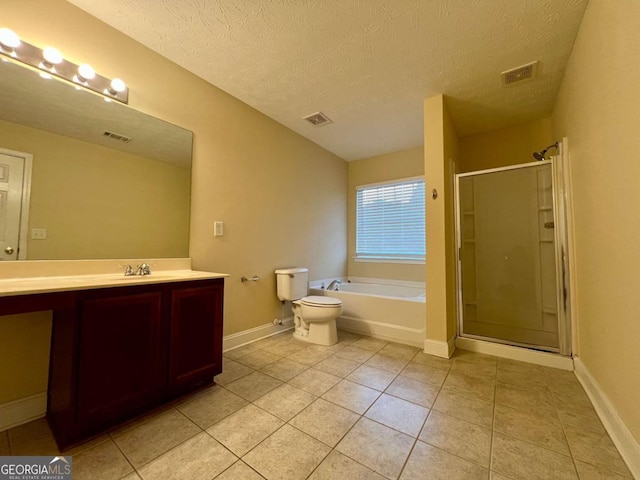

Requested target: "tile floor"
[{"left": 1, "top": 330, "right": 633, "bottom": 480}]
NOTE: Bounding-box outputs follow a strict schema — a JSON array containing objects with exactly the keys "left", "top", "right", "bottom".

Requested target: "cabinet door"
[
  {"left": 169, "top": 282, "right": 223, "bottom": 389},
  {"left": 76, "top": 290, "right": 165, "bottom": 427}
]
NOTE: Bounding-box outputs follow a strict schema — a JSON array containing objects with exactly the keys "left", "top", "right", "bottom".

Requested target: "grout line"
[
  {"left": 489, "top": 365, "right": 498, "bottom": 477},
  {"left": 111, "top": 408, "right": 205, "bottom": 472},
  {"left": 107, "top": 432, "right": 139, "bottom": 478},
  {"left": 411, "top": 365, "right": 494, "bottom": 473},
  {"left": 546, "top": 375, "right": 584, "bottom": 477}
]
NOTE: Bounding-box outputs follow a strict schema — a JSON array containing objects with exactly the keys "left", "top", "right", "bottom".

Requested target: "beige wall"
[
  {"left": 0, "top": 0, "right": 347, "bottom": 404},
  {"left": 458, "top": 118, "right": 553, "bottom": 173},
  {"left": 0, "top": 313, "right": 51, "bottom": 403},
  {"left": 0, "top": 119, "right": 190, "bottom": 260},
  {"left": 424, "top": 95, "right": 459, "bottom": 345},
  {"left": 552, "top": 0, "right": 640, "bottom": 441},
  {"left": 347, "top": 147, "right": 424, "bottom": 282}
]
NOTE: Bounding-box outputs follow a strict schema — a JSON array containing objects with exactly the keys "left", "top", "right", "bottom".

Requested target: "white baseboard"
[
  {"left": 0, "top": 392, "right": 47, "bottom": 432},
  {"left": 337, "top": 316, "right": 425, "bottom": 348},
  {"left": 423, "top": 337, "right": 455, "bottom": 358},
  {"left": 574, "top": 357, "right": 640, "bottom": 478},
  {"left": 223, "top": 317, "right": 294, "bottom": 352},
  {"left": 455, "top": 337, "right": 574, "bottom": 370}
]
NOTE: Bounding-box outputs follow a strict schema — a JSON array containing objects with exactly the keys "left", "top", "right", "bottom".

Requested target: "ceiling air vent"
[
  {"left": 303, "top": 112, "right": 333, "bottom": 127},
  {"left": 103, "top": 130, "right": 132, "bottom": 143},
  {"left": 501, "top": 61, "right": 538, "bottom": 87}
]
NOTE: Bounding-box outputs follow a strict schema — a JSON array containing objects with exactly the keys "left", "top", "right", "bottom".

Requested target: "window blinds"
[{"left": 356, "top": 178, "right": 425, "bottom": 260}]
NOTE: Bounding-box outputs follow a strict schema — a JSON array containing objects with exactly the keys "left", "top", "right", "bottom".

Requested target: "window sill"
[{"left": 353, "top": 256, "right": 425, "bottom": 265}]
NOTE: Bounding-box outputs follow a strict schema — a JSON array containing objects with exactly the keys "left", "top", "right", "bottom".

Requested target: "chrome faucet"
[
  {"left": 327, "top": 279, "right": 342, "bottom": 291},
  {"left": 135, "top": 263, "right": 152, "bottom": 276},
  {"left": 121, "top": 264, "right": 136, "bottom": 276}
]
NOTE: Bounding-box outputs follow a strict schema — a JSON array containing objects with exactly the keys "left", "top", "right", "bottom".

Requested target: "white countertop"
[{"left": 0, "top": 269, "right": 228, "bottom": 297}]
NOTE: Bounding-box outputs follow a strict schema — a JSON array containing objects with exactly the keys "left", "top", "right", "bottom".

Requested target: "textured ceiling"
[{"left": 67, "top": 0, "right": 588, "bottom": 161}]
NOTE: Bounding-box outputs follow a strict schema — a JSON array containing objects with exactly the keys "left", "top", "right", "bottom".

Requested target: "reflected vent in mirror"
[{"left": 103, "top": 130, "right": 132, "bottom": 143}]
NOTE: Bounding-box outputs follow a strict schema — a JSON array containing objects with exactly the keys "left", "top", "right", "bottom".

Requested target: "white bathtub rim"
[
  {"left": 310, "top": 287, "right": 425, "bottom": 303},
  {"left": 311, "top": 276, "right": 425, "bottom": 290},
  {"left": 310, "top": 276, "right": 426, "bottom": 302}
]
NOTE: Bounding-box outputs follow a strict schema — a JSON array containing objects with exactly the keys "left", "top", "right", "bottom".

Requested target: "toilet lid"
[{"left": 301, "top": 295, "right": 342, "bottom": 307}]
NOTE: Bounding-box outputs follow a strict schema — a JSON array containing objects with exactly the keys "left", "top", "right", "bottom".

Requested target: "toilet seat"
[{"left": 299, "top": 296, "right": 342, "bottom": 308}]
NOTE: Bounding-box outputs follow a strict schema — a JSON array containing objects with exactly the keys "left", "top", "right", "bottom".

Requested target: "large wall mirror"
[{"left": 0, "top": 59, "right": 192, "bottom": 261}]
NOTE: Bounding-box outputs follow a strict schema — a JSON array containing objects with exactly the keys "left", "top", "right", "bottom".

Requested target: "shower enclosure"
[{"left": 455, "top": 152, "right": 571, "bottom": 355}]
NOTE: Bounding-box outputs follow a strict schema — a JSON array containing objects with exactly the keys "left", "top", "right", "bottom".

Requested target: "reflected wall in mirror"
[{"left": 0, "top": 59, "right": 193, "bottom": 260}]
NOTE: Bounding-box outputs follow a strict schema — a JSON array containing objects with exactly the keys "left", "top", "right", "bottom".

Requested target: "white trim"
[
  {"left": 223, "top": 317, "right": 294, "bottom": 352},
  {"left": 550, "top": 141, "right": 573, "bottom": 356},
  {"left": 573, "top": 358, "right": 640, "bottom": 478},
  {"left": 355, "top": 175, "right": 425, "bottom": 190},
  {"left": 0, "top": 392, "right": 47, "bottom": 432},
  {"left": 455, "top": 337, "right": 574, "bottom": 370},
  {"left": 455, "top": 153, "right": 573, "bottom": 357},
  {"left": 561, "top": 136, "right": 580, "bottom": 356},
  {"left": 337, "top": 316, "right": 425, "bottom": 348},
  {"left": 423, "top": 337, "right": 455, "bottom": 359},
  {"left": 327, "top": 277, "right": 425, "bottom": 289},
  {"left": 353, "top": 256, "right": 425, "bottom": 264},
  {"left": 0, "top": 147, "right": 33, "bottom": 260},
  {"left": 456, "top": 159, "right": 553, "bottom": 178}
]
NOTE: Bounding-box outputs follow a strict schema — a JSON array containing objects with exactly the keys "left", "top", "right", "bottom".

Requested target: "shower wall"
[{"left": 458, "top": 117, "right": 553, "bottom": 173}]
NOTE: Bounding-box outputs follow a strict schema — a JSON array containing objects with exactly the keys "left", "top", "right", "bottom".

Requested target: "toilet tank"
[{"left": 275, "top": 267, "right": 309, "bottom": 301}]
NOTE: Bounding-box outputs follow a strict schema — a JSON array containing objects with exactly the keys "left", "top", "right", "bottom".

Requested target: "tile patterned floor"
[{"left": 1, "top": 331, "right": 633, "bottom": 480}]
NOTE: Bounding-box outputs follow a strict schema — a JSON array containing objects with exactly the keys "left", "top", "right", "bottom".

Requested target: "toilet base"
[{"left": 293, "top": 318, "right": 338, "bottom": 346}]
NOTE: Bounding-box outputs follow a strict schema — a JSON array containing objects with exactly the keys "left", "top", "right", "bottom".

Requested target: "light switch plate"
[
  {"left": 214, "top": 221, "right": 224, "bottom": 237},
  {"left": 31, "top": 228, "right": 47, "bottom": 239}
]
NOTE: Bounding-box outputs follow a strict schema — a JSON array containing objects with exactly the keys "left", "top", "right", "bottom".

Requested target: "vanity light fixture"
[
  {"left": 75, "top": 63, "right": 95, "bottom": 84},
  {"left": 0, "top": 27, "right": 129, "bottom": 104},
  {"left": 41, "top": 47, "right": 63, "bottom": 70},
  {"left": 108, "top": 78, "right": 126, "bottom": 95},
  {"left": 0, "top": 28, "right": 20, "bottom": 56}
]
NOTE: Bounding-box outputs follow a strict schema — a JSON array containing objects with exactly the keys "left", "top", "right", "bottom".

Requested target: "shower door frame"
[{"left": 454, "top": 150, "right": 572, "bottom": 356}]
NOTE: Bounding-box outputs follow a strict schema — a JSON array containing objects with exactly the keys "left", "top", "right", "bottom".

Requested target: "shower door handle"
[{"left": 561, "top": 246, "right": 568, "bottom": 312}]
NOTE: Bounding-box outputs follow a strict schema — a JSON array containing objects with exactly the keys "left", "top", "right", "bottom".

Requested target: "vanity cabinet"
[{"left": 46, "top": 278, "right": 224, "bottom": 449}]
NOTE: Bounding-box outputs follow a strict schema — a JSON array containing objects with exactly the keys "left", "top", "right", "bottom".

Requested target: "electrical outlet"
[
  {"left": 214, "top": 221, "right": 224, "bottom": 237},
  {"left": 31, "top": 228, "right": 47, "bottom": 240}
]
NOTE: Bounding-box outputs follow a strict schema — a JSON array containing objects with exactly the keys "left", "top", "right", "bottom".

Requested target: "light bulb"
[
  {"left": 108, "top": 78, "right": 126, "bottom": 94},
  {"left": 43, "top": 47, "right": 62, "bottom": 65},
  {"left": 0, "top": 28, "right": 20, "bottom": 50},
  {"left": 77, "top": 63, "right": 95, "bottom": 82}
]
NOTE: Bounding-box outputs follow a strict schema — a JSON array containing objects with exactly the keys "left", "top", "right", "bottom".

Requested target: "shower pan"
[{"left": 455, "top": 145, "right": 572, "bottom": 355}]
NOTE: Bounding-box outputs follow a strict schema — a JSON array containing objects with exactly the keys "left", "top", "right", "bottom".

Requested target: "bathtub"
[{"left": 309, "top": 278, "right": 426, "bottom": 347}]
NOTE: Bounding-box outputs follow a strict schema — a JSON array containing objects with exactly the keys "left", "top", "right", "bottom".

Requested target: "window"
[{"left": 355, "top": 177, "right": 425, "bottom": 262}]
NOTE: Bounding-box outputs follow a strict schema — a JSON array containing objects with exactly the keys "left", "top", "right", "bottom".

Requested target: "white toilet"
[{"left": 275, "top": 267, "right": 342, "bottom": 346}]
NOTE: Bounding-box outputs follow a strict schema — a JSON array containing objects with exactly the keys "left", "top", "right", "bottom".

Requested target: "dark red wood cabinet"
[
  {"left": 169, "top": 284, "right": 223, "bottom": 389},
  {"left": 45, "top": 278, "right": 223, "bottom": 449}
]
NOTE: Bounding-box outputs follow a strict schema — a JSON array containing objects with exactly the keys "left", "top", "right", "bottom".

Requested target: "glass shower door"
[{"left": 457, "top": 162, "right": 561, "bottom": 351}]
